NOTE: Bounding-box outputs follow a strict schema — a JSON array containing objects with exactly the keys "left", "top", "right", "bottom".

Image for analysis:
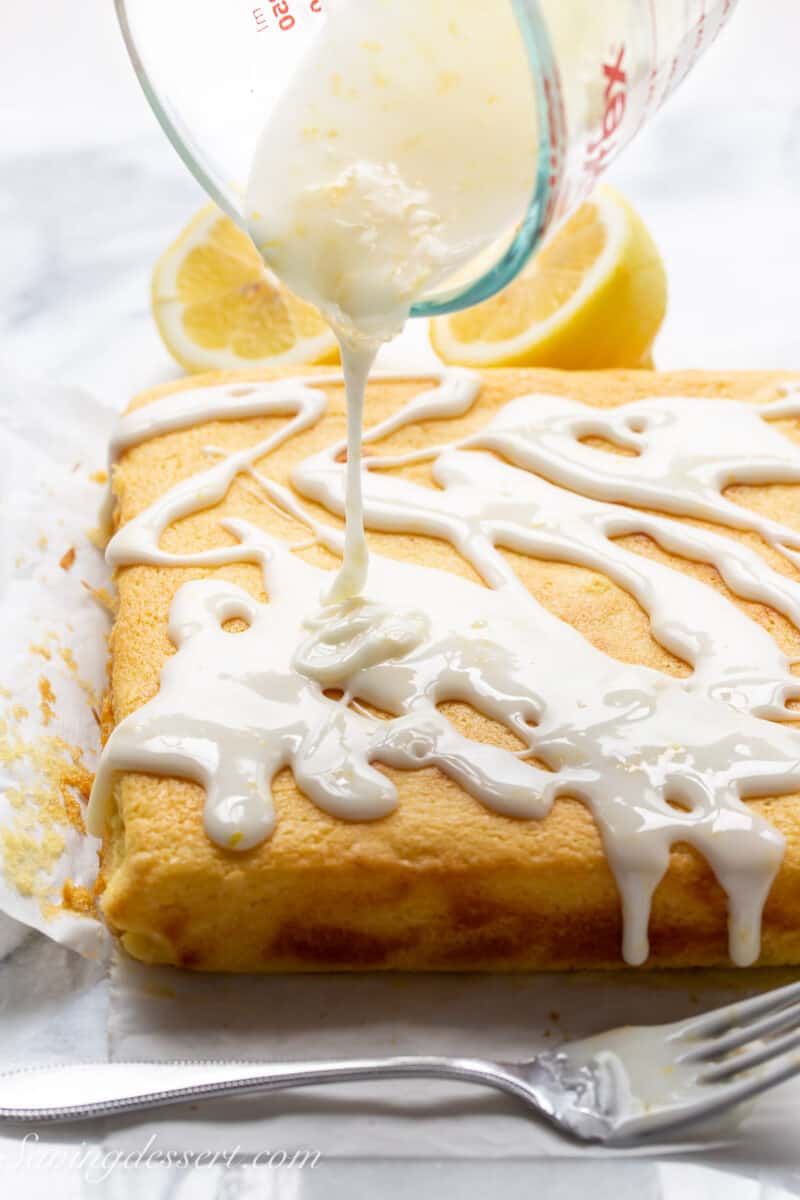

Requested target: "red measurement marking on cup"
[
  {"left": 584, "top": 44, "right": 627, "bottom": 179},
  {"left": 541, "top": 69, "right": 567, "bottom": 230},
  {"left": 252, "top": 1, "right": 297, "bottom": 33}
]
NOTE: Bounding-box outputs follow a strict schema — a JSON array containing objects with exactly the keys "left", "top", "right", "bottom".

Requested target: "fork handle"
[{"left": 0, "top": 1057, "right": 529, "bottom": 1122}]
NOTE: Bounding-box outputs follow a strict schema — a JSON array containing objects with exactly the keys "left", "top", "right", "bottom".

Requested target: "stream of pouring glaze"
[
  {"left": 245, "top": 0, "right": 538, "bottom": 600},
  {"left": 89, "top": 372, "right": 800, "bottom": 966}
]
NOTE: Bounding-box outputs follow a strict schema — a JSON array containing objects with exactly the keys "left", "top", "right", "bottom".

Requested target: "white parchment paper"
[{"left": 0, "top": 368, "right": 112, "bottom": 960}]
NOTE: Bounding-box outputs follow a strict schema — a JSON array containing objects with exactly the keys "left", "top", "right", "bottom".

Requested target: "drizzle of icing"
[
  {"left": 470, "top": 391, "right": 800, "bottom": 565},
  {"left": 327, "top": 340, "right": 377, "bottom": 603},
  {"left": 90, "top": 373, "right": 800, "bottom": 966}
]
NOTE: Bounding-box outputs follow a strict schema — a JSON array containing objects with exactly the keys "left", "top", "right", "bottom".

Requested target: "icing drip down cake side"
[{"left": 91, "top": 367, "right": 800, "bottom": 972}]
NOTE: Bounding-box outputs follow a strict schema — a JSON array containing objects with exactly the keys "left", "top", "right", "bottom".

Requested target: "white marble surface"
[
  {"left": 2, "top": 2, "right": 800, "bottom": 1196},
  {"left": 2, "top": 1, "right": 800, "bottom": 410}
]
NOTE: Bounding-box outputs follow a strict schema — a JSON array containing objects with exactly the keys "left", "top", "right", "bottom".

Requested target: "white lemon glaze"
[
  {"left": 90, "top": 373, "right": 800, "bottom": 965},
  {"left": 245, "top": 0, "right": 539, "bottom": 604}
]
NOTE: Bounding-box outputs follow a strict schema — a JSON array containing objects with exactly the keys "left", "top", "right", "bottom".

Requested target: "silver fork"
[{"left": 2, "top": 981, "right": 800, "bottom": 1143}]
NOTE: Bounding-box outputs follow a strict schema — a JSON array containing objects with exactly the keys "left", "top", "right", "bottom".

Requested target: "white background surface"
[{"left": 2, "top": 1, "right": 800, "bottom": 1196}]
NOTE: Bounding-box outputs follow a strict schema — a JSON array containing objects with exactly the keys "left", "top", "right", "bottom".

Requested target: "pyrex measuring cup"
[{"left": 116, "top": 0, "right": 738, "bottom": 317}]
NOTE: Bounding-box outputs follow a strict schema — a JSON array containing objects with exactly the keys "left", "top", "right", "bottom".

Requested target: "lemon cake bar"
[{"left": 89, "top": 367, "right": 800, "bottom": 972}]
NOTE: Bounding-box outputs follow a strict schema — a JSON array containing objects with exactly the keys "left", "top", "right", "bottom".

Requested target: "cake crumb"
[
  {"left": 30, "top": 642, "right": 52, "bottom": 661},
  {"left": 11, "top": 705, "right": 27, "bottom": 721},
  {"left": 58, "top": 645, "right": 101, "bottom": 710},
  {"left": 0, "top": 714, "right": 93, "bottom": 908},
  {"left": 81, "top": 580, "right": 115, "bottom": 613},
  {"left": 59, "top": 546, "right": 76, "bottom": 571},
  {"left": 59, "top": 646, "right": 78, "bottom": 674},
  {"left": 90, "top": 469, "right": 108, "bottom": 485},
  {"left": 2, "top": 826, "right": 64, "bottom": 897},
  {"left": 62, "top": 879, "right": 95, "bottom": 915},
  {"left": 37, "top": 535, "right": 48, "bottom": 551},
  {"left": 38, "top": 676, "right": 56, "bottom": 726}
]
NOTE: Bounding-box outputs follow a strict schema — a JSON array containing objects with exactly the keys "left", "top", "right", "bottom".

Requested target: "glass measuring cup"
[{"left": 115, "top": 0, "right": 738, "bottom": 317}]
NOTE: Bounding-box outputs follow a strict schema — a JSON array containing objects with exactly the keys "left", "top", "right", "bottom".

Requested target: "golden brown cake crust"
[{"left": 99, "top": 368, "right": 800, "bottom": 971}]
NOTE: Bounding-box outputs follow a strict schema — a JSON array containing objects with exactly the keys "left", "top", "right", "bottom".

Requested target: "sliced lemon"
[
  {"left": 152, "top": 204, "right": 339, "bottom": 372},
  {"left": 430, "top": 185, "right": 667, "bottom": 370}
]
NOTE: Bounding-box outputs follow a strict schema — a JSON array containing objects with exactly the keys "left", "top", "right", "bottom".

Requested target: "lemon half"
[
  {"left": 430, "top": 185, "right": 667, "bottom": 370},
  {"left": 152, "top": 205, "right": 339, "bottom": 373}
]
